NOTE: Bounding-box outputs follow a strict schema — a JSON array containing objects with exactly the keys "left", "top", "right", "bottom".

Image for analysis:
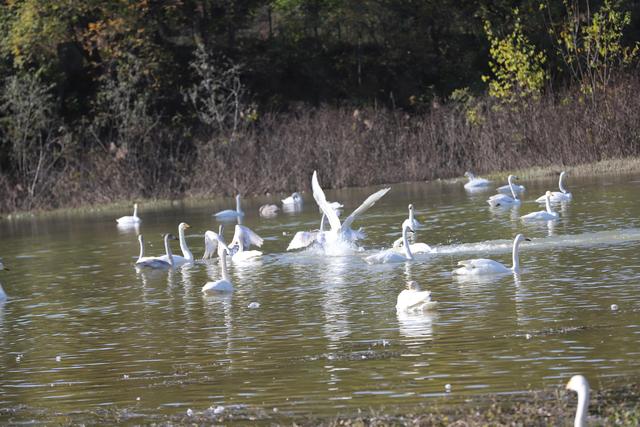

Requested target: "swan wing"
[
  {"left": 230, "top": 224, "right": 264, "bottom": 249},
  {"left": 396, "top": 290, "right": 433, "bottom": 311},
  {"left": 203, "top": 231, "right": 221, "bottom": 259},
  {"left": 287, "top": 231, "right": 319, "bottom": 250},
  {"left": 342, "top": 187, "right": 390, "bottom": 231},
  {"left": 311, "top": 171, "right": 342, "bottom": 232}
]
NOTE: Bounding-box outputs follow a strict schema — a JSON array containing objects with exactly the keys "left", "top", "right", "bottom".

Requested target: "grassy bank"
[
  {"left": 2, "top": 77, "right": 640, "bottom": 215},
  {"left": 2, "top": 379, "right": 639, "bottom": 425},
  {"left": 2, "top": 155, "right": 640, "bottom": 222}
]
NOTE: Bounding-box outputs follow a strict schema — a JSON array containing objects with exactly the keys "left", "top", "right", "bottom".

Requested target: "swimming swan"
[
  {"left": 312, "top": 170, "right": 390, "bottom": 248},
  {"left": 464, "top": 171, "right": 491, "bottom": 190},
  {"left": 157, "top": 222, "right": 194, "bottom": 266},
  {"left": 521, "top": 191, "right": 559, "bottom": 221},
  {"left": 135, "top": 233, "right": 177, "bottom": 269},
  {"left": 286, "top": 213, "right": 330, "bottom": 251},
  {"left": 566, "top": 375, "right": 590, "bottom": 427},
  {"left": 203, "top": 224, "right": 263, "bottom": 262},
  {"left": 365, "top": 219, "right": 414, "bottom": 264},
  {"left": 116, "top": 203, "right": 141, "bottom": 224},
  {"left": 282, "top": 192, "right": 302, "bottom": 206},
  {"left": 536, "top": 171, "right": 572, "bottom": 203},
  {"left": 396, "top": 281, "right": 437, "bottom": 312},
  {"left": 392, "top": 204, "right": 430, "bottom": 253},
  {"left": 202, "top": 226, "right": 231, "bottom": 260},
  {"left": 487, "top": 175, "right": 521, "bottom": 207},
  {"left": 228, "top": 224, "right": 264, "bottom": 261},
  {"left": 259, "top": 204, "right": 279, "bottom": 217},
  {"left": 453, "top": 234, "right": 530, "bottom": 275},
  {"left": 202, "top": 250, "right": 233, "bottom": 294},
  {"left": 135, "top": 235, "right": 158, "bottom": 264},
  {"left": 214, "top": 195, "right": 244, "bottom": 220},
  {"left": 496, "top": 177, "right": 525, "bottom": 195}
]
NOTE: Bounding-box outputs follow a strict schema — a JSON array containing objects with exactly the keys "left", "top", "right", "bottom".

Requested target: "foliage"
[
  {"left": 547, "top": 0, "right": 639, "bottom": 99},
  {"left": 482, "top": 9, "right": 548, "bottom": 102},
  {"left": 90, "top": 54, "right": 158, "bottom": 169},
  {"left": 0, "top": 70, "right": 66, "bottom": 208},
  {"left": 186, "top": 46, "right": 251, "bottom": 139}
]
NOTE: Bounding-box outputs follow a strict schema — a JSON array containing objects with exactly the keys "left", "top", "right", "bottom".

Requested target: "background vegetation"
[{"left": 0, "top": 0, "right": 639, "bottom": 212}]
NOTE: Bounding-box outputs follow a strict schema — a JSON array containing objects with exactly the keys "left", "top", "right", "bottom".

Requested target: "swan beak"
[
  {"left": 525, "top": 238, "right": 531, "bottom": 241},
  {"left": 184, "top": 223, "right": 191, "bottom": 229}
]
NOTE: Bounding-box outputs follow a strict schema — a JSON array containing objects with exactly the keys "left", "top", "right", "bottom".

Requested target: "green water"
[{"left": 1, "top": 173, "right": 640, "bottom": 422}]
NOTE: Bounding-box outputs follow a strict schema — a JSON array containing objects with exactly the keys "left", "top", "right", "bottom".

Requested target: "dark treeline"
[{"left": 0, "top": 0, "right": 639, "bottom": 212}]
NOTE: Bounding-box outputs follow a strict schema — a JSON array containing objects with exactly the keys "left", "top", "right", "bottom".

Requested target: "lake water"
[{"left": 1, "top": 173, "right": 640, "bottom": 422}]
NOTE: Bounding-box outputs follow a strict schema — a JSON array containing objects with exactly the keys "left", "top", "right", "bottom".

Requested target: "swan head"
[
  {"left": 164, "top": 233, "right": 177, "bottom": 241},
  {"left": 292, "top": 192, "right": 301, "bottom": 202},
  {"left": 514, "top": 234, "right": 531, "bottom": 244},
  {"left": 179, "top": 222, "right": 191, "bottom": 231},
  {"left": 134, "top": 203, "right": 138, "bottom": 209},
  {"left": 408, "top": 203, "right": 414, "bottom": 211},
  {"left": 406, "top": 281, "right": 421, "bottom": 291},
  {"left": 464, "top": 171, "right": 474, "bottom": 179},
  {"left": 507, "top": 175, "right": 518, "bottom": 183},
  {"left": 545, "top": 190, "right": 552, "bottom": 198},
  {"left": 566, "top": 375, "right": 589, "bottom": 393}
]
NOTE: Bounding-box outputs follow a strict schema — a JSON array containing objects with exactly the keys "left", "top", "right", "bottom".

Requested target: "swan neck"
[
  {"left": 402, "top": 226, "right": 413, "bottom": 260},
  {"left": 545, "top": 195, "right": 553, "bottom": 214},
  {"left": 236, "top": 196, "right": 242, "bottom": 213},
  {"left": 575, "top": 386, "right": 589, "bottom": 427},
  {"left": 320, "top": 214, "right": 326, "bottom": 231},
  {"left": 138, "top": 237, "right": 144, "bottom": 261},
  {"left": 220, "top": 252, "right": 230, "bottom": 281},
  {"left": 179, "top": 227, "right": 194, "bottom": 261},
  {"left": 164, "top": 236, "right": 174, "bottom": 268},
  {"left": 559, "top": 174, "right": 568, "bottom": 193},
  {"left": 509, "top": 178, "right": 517, "bottom": 199},
  {"left": 511, "top": 238, "right": 521, "bottom": 272},
  {"left": 133, "top": 204, "right": 138, "bottom": 217}
]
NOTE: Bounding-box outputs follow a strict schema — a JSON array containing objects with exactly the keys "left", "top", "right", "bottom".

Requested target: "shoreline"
[
  {"left": 2, "top": 156, "right": 639, "bottom": 222},
  {"left": 2, "top": 379, "right": 639, "bottom": 425}
]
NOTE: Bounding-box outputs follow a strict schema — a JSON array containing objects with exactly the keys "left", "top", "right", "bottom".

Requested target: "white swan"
[
  {"left": 396, "top": 281, "right": 437, "bottom": 312},
  {"left": 464, "top": 171, "right": 491, "bottom": 190},
  {"left": 202, "top": 250, "right": 233, "bottom": 294},
  {"left": 228, "top": 224, "right": 264, "bottom": 261},
  {"left": 487, "top": 175, "right": 521, "bottom": 207},
  {"left": 158, "top": 222, "right": 194, "bottom": 266},
  {"left": 203, "top": 224, "right": 263, "bottom": 262},
  {"left": 135, "top": 233, "right": 177, "bottom": 269},
  {"left": 214, "top": 195, "right": 244, "bottom": 220},
  {"left": 116, "top": 203, "right": 141, "bottom": 224},
  {"left": 453, "top": 234, "right": 530, "bottom": 275},
  {"left": 392, "top": 204, "right": 430, "bottom": 253},
  {"left": 536, "top": 171, "right": 572, "bottom": 202},
  {"left": 286, "top": 213, "right": 329, "bottom": 251},
  {"left": 282, "top": 192, "right": 302, "bottom": 206},
  {"left": 566, "top": 375, "right": 590, "bottom": 427},
  {"left": 259, "top": 204, "right": 279, "bottom": 217},
  {"left": 202, "top": 226, "right": 231, "bottom": 260},
  {"left": 496, "top": 177, "right": 525, "bottom": 195},
  {"left": 312, "top": 170, "right": 390, "bottom": 249},
  {"left": 365, "top": 219, "right": 414, "bottom": 264},
  {"left": 135, "top": 235, "right": 157, "bottom": 264},
  {"left": 521, "top": 191, "right": 559, "bottom": 221}
]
